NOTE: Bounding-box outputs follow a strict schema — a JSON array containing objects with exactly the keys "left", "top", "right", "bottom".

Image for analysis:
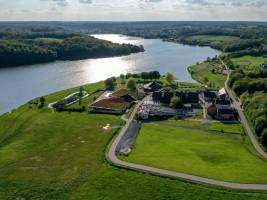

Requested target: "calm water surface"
[{"left": 0, "top": 34, "right": 220, "bottom": 114}]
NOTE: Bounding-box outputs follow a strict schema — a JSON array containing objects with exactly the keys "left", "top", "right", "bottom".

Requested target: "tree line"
[
  {"left": 229, "top": 68, "right": 267, "bottom": 148},
  {"left": 0, "top": 30, "right": 144, "bottom": 67}
]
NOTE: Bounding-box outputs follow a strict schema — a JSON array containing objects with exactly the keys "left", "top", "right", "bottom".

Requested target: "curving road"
[{"left": 108, "top": 74, "right": 267, "bottom": 191}]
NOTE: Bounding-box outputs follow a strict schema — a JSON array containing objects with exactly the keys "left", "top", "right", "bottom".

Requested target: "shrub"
[{"left": 261, "top": 129, "right": 267, "bottom": 148}]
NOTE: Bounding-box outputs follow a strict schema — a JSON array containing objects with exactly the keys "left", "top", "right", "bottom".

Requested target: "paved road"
[
  {"left": 108, "top": 83, "right": 267, "bottom": 191},
  {"left": 220, "top": 58, "right": 267, "bottom": 160}
]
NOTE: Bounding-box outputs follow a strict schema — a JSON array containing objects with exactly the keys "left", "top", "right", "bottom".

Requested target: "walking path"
[{"left": 108, "top": 68, "right": 267, "bottom": 191}]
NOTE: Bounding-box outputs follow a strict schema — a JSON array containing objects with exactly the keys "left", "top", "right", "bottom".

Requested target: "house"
[
  {"left": 176, "top": 91, "right": 200, "bottom": 104},
  {"left": 217, "top": 109, "right": 235, "bottom": 120},
  {"left": 143, "top": 82, "right": 162, "bottom": 92},
  {"left": 215, "top": 99, "right": 231, "bottom": 109},
  {"left": 200, "top": 90, "right": 218, "bottom": 102},
  {"left": 207, "top": 100, "right": 235, "bottom": 121}
]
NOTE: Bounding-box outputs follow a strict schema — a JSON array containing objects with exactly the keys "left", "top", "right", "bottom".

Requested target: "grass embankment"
[
  {"left": 189, "top": 60, "right": 226, "bottom": 88},
  {"left": 2, "top": 82, "right": 267, "bottom": 199},
  {"left": 123, "top": 121, "right": 267, "bottom": 183}
]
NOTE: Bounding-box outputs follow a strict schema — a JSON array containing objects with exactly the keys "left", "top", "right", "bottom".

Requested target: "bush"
[
  {"left": 261, "top": 129, "right": 267, "bottom": 148},
  {"left": 254, "top": 116, "right": 267, "bottom": 136}
]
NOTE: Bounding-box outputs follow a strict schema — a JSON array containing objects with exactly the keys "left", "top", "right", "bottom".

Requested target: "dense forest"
[{"left": 0, "top": 28, "right": 144, "bottom": 67}]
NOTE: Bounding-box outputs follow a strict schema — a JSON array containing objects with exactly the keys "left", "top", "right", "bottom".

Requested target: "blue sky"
[{"left": 0, "top": 0, "right": 266, "bottom": 21}]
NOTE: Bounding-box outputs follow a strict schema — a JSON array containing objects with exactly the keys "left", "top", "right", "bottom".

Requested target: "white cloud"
[{"left": 0, "top": 0, "right": 266, "bottom": 21}]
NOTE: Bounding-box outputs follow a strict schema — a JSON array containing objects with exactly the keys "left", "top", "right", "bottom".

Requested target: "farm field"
[{"left": 123, "top": 122, "right": 267, "bottom": 183}]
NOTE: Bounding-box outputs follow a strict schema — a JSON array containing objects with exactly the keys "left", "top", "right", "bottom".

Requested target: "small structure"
[
  {"left": 218, "top": 88, "right": 228, "bottom": 100},
  {"left": 143, "top": 82, "right": 162, "bottom": 92}
]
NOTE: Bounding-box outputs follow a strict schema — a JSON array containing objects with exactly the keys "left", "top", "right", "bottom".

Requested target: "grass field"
[
  {"left": 232, "top": 55, "right": 267, "bottom": 70},
  {"left": 123, "top": 122, "right": 267, "bottom": 183},
  {"left": 186, "top": 35, "right": 240, "bottom": 44},
  {"left": 2, "top": 82, "right": 267, "bottom": 199},
  {"left": 158, "top": 119, "right": 243, "bottom": 134},
  {"left": 189, "top": 61, "right": 226, "bottom": 88}
]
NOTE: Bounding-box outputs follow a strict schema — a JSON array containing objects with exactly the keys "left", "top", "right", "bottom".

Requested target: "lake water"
[{"left": 0, "top": 34, "right": 220, "bottom": 114}]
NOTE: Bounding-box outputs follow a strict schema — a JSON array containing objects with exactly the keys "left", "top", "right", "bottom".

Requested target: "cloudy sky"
[{"left": 0, "top": 0, "right": 266, "bottom": 21}]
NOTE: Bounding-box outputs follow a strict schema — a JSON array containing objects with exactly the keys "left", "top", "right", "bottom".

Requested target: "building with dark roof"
[{"left": 143, "top": 82, "right": 162, "bottom": 92}]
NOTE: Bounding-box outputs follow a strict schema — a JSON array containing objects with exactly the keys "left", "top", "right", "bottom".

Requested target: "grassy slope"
[
  {"left": 1, "top": 81, "right": 267, "bottom": 199},
  {"left": 124, "top": 122, "right": 267, "bottom": 183},
  {"left": 189, "top": 61, "right": 226, "bottom": 88}
]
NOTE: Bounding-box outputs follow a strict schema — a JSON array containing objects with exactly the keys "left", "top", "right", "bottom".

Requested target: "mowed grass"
[
  {"left": 123, "top": 123, "right": 267, "bottom": 183},
  {"left": 189, "top": 61, "right": 226, "bottom": 88},
  {"left": 2, "top": 82, "right": 267, "bottom": 199},
  {"left": 158, "top": 119, "right": 243, "bottom": 134}
]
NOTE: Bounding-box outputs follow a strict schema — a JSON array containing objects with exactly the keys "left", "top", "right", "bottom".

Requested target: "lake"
[{"left": 0, "top": 34, "right": 220, "bottom": 114}]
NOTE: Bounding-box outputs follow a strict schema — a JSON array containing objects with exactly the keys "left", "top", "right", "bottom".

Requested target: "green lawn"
[
  {"left": 2, "top": 82, "right": 267, "bottom": 199},
  {"left": 158, "top": 119, "right": 243, "bottom": 134},
  {"left": 123, "top": 122, "right": 267, "bottom": 183},
  {"left": 189, "top": 61, "right": 226, "bottom": 88}
]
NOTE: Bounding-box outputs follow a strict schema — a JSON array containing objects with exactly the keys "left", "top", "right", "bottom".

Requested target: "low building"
[
  {"left": 217, "top": 109, "right": 235, "bottom": 120},
  {"left": 200, "top": 90, "right": 218, "bottom": 102},
  {"left": 153, "top": 90, "right": 200, "bottom": 106},
  {"left": 89, "top": 89, "right": 136, "bottom": 114},
  {"left": 90, "top": 96, "right": 130, "bottom": 114},
  {"left": 207, "top": 99, "right": 235, "bottom": 121},
  {"left": 143, "top": 82, "right": 162, "bottom": 92},
  {"left": 176, "top": 91, "right": 200, "bottom": 105}
]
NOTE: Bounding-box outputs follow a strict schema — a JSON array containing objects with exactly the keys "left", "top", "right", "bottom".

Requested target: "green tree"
[
  {"left": 120, "top": 74, "right": 125, "bottom": 79},
  {"left": 170, "top": 96, "right": 183, "bottom": 109},
  {"left": 166, "top": 72, "right": 176, "bottom": 85},
  {"left": 141, "top": 72, "right": 149, "bottom": 81},
  {"left": 40, "top": 97, "right": 45, "bottom": 105},
  {"left": 254, "top": 116, "right": 267, "bottom": 136},
  {"left": 261, "top": 129, "right": 267, "bottom": 148},
  {"left": 126, "top": 77, "right": 137, "bottom": 91},
  {"left": 105, "top": 78, "right": 117, "bottom": 91}
]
